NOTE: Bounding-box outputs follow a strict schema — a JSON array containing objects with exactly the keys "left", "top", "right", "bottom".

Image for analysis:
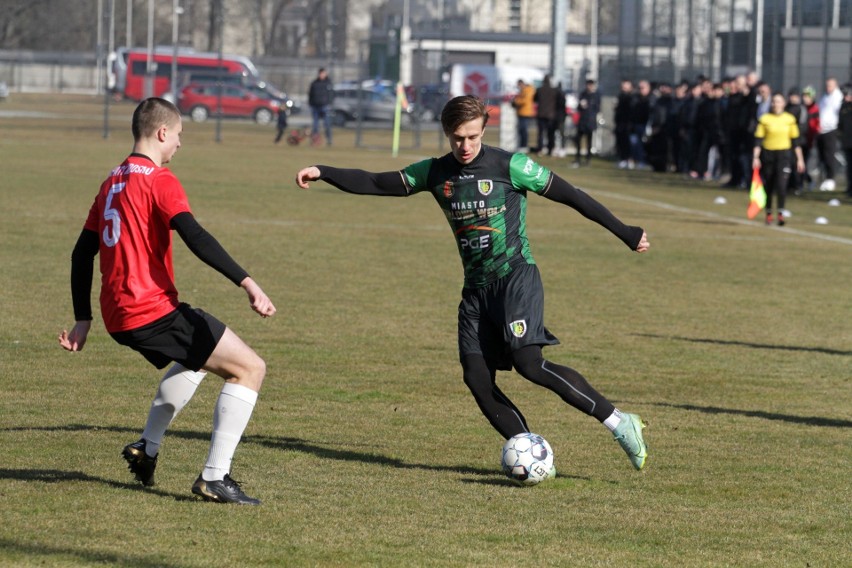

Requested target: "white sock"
[
  {"left": 603, "top": 408, "right": 624, "bottom": 433},
  {"left": 141, "top": 364, "right": 206, "bottom": 456},
  {"left": 202, "top": 382, "right": 258, "bottom": 482}
]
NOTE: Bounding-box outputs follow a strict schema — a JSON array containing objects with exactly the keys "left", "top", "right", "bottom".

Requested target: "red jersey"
[
  {"left": 805, "top": 102, "right": 820, "bottom": 147},
  {"left": 84, "top": 154, "right": 191, "bottom": 332}
]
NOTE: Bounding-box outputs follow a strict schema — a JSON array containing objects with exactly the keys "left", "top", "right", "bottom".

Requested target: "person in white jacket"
[{"left": 816, "top": 77, "right": 844, "bottom": 191}]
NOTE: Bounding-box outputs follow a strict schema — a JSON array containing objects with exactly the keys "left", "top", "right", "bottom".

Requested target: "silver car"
[{"left": 331, "top": 86, "right": 416, "bottom": 126}]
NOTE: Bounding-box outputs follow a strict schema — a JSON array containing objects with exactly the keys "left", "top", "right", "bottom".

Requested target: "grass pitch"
[{"left": 1, "top": 94, "right": 850, "bottom": 567}]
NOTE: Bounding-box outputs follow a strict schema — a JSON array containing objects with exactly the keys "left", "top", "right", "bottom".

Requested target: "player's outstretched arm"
[
  {"left": 542, "top": 175, "right": 647, "bottom": 251},
  {"left": 296, "top": 165, "right": 408, "bottom": 196},
  {"left": 59, "top": 320, "right": 91, "bottom": 352},
  {"left": 240, "top": 276, "right": 276, "bottom": 318}
]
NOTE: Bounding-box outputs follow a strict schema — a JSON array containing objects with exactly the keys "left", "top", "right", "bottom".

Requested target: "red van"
[{"left": 110, "top": 47, "right": 260, "bottom": 102}]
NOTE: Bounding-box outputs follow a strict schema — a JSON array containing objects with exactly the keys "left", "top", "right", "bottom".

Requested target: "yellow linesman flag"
[
  {"left": 396, "top": 82, "right": 409, "bottom": 110},
  {"left": 746, "top": 167, "right": 766, "bottom": 220}
]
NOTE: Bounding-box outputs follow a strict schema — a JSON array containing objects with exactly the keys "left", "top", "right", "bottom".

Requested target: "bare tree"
[
  {"left": 0, "top": 0, "right": 98, "bottom": 51},
  {"left": 207, "top": 0, "right": 223, "bottom": 51},
  {"left": 248, "top": 0, "right": 297, "bottom": 56}
]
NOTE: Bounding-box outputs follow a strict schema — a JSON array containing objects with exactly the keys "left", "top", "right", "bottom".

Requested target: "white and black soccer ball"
[{"left": 501, "top": 432, "right": 554, "bottom": 486}]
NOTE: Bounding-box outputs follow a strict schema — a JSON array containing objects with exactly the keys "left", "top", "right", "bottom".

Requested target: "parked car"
[
  {"left": 331, "top": 86, "right": 417, "bottom": 126},
  {"left": 245, "top": 81, "right": 301, "bottom": 115},
  {"left": 176, "top": 82, "right": 280, "bottom": 124}
]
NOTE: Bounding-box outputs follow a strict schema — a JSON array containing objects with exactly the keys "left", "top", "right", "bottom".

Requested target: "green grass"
[{"left": 1, "top": 93, "right": 850, "bottom": 567}]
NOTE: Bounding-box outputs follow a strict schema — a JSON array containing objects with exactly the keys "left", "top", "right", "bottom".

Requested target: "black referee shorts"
[
  {"left": 110, "top": 303, "right": 227, "bottom": 371},
  {"left": 458, "top": 263, "right": 559, "bottom": 371}
]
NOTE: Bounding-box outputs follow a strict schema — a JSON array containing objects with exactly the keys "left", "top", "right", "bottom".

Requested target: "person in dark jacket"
[
  {"left": 679, "top": 83, "right": 702, "bottom": 176},
  {"left": 308, "top": 67, "right": 334, "bottom": 146},
  {"left": 573, "top": 79, "right": 601, "bottom": 166},
  {"left": 274, "top": 105, "right": 289, "bottom": 144},
  {"left": 613, "top": 80, "right": 634, "bottom": 168},
  {"left": 669, "top": 81, "right": 688, "bottom": 173},
  {"left": 838, "top": 84, "right": 852, "bottom": 197},
  {"left": 534, "top": 75, "right": 558, "bottom": 156},
  {"left": 646, "top": 82, "right": 673, "bottom": 172},
  {"left": 722, "top": 75, "right": 755, "bottom": 187},
  {"left": 694, "top": 81, "right": 725, "bottom": 180},
  {"left": 628, "top": 80, "right": 652, "bottom": 169},
  {"left": 554, "top": 83, "right": 568, "bottom": 156},
  {"left": 785, "top": 88, "right": 807, "bottom": 192}
]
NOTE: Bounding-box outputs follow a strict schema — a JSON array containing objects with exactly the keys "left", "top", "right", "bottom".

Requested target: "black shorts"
[
  {"left": 458, "top": 263, "right": 559, "bottom": 371},
  {"left": 110, "top": 303, "right": 227, "bottom": 371}
]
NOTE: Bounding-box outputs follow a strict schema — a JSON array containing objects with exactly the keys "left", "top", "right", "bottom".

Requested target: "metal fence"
[{"left": 605, "top": 0, "right": 851, "bottom": 93}]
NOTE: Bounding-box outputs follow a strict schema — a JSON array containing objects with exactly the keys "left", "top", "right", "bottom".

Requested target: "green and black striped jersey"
[
  {"left": 402, "top": 145, "right": 552, "bottom": 289},
  {"left": 315, "top": 145, "right": 642, "bottom": 290}
]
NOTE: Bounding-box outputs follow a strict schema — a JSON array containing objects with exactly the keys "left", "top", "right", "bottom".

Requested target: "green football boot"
[{"left": 613, "top": 413, "right": 648, "bottom": 470}]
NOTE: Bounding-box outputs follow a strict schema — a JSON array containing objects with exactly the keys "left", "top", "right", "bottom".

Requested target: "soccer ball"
[{"left": 501, "top": 432, "right": 554, "bottom": 486}]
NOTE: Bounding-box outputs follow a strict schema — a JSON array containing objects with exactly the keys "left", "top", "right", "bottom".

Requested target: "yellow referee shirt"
[{"left": 754, "top": 111, "right": 799, "bottom": 151}]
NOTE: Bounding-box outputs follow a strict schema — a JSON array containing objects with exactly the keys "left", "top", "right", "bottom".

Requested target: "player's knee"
[
  {"left": 461, "top": 355, "right": 490, "bottom": 387},
  {"left": 235, "top": 353, "right": 266, "bottom": 392},
  {"left": 462, "top": 370, "right": 487, "bottom": 396},
  {"left": 250, "top": 354, "right": 267, "bottom": 384}
]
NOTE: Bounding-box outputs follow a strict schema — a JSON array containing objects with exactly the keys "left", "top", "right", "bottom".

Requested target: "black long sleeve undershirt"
[
  {"left": 69, "top": 212, "right": 248, "bottom": 321},
  {"left": 316, "top": 166, "right": 408, "bottom": 196},
  {"left": 170, "top": 212, "right": 249, "bottom": 286},
  {"left": 542, "top": 175, "right": 645, "bottom": 250},
  {"left": 316, "top": 164, "right": 644, "bottom": 251},
  {"left": 70, "top": 229, "right": 99, "bottom": 321}
]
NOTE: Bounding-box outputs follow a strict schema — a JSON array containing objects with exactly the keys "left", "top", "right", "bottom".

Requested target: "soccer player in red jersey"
[{"left": 60, "top": 98, "right": 275, "bottom": 505}]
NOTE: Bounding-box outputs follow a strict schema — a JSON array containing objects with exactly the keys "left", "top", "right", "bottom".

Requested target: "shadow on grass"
[
  {"left": 461, "top": 472, "right": 598, "bottom": 487},
  {"left": 1, "top": 424, "right": 501, "bottom": 479},
  {"left": 636, "top": 333, "right": 852, "bottom": 357},
  {"left": 249, "top": 435, "right": 605, "bottom": 484},
  {"left": 0, "top": 467, "right": 196, "bottom": 501},
  {"left": 651, "top": 402, "right": 852, "bottom": 428},
  {"left": 0, "top": 537, "right": 188, "bottom": 568},
  {"left": 248, "top": 433, "right": 500, "bottom": 478},
  {"left": 1, "top": 425, "right": 603, "bottom": 484}
]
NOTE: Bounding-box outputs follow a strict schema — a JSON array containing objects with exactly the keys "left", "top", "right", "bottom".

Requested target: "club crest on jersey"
[
  {"left": 443, "top": 180, "right": 454, "bottom": 198},
  {"left": 509, "top": 319, "right": 527, "bottom": 338},
  {"left": 478, "top": 179, "right": 493, "bottom": 196}
]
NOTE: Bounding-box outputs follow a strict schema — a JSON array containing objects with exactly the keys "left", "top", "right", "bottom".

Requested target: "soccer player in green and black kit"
[{"left": 295, "top": 95, "right": 651, "bottom": 471}]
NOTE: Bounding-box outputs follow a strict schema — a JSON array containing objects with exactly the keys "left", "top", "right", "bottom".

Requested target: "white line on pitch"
[{"left": 591, "top": 190, "right": 852, "bottom": 247}]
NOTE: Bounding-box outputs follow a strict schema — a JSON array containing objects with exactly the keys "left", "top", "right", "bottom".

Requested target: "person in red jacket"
[{"left": 801, "top": 86, "right": 820, "bottom": 190}]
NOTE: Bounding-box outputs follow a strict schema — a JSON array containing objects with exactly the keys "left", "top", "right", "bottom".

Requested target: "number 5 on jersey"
[{"left": 103, "top": 182, "right": 126, "bottom": 247}]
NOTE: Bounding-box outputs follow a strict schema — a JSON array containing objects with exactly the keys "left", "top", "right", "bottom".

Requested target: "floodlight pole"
[
  {"left": 144, "top": 0, "right": 154, "bottom": 99},
  {"left": 171, "top": 0, "right": 183, "bottom": 104},
  {"left": 126, "top": 0, "right": 132, "bottom": 48},
  {"left": 550, "top": 0, "right": 567, "bottom": 87},
  {"left": 97, "top": 0, "right": 103, "bottom": 94},
  {"left": 590, "top": 0, "right": 598, "bottom": 82},
  {"left": 754, "top": 0, "right": 764, "bottom": 78},
  {"left": 796, "top": 0, "right": 803, "bottom": 89},
  {"left": 102, "top": 0, "right": 114, "bottom": 139}
]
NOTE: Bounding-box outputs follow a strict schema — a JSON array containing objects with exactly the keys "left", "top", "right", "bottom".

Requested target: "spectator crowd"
[{"left": 514, "top": 72, "right": 852, "bottom": 199}]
